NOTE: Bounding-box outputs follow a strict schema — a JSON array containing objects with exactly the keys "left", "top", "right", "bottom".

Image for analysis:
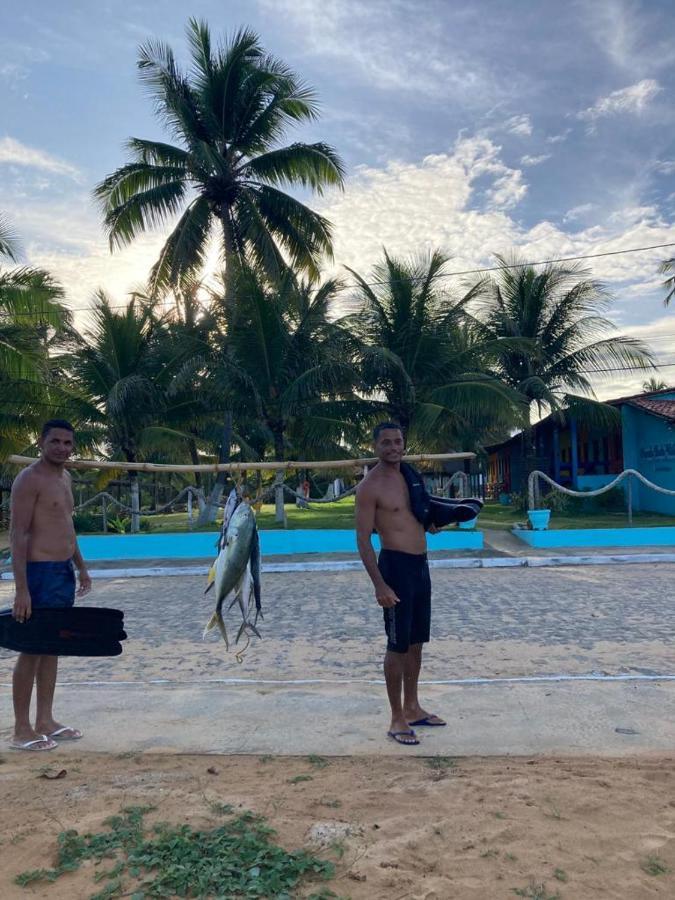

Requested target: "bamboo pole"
[{"left": 7, "top": 452, "right": 475, "bottom": 474}]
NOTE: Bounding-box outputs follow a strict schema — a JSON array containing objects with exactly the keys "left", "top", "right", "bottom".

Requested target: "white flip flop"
[
  {"left": 47, "top": 726, "right": 82, "bottom": 741},
  {"left": 10, "top": 734, "right": 57, "bottom": 752}
]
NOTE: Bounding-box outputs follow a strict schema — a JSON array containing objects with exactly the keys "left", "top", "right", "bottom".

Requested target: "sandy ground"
[
  {"left": 2, "top": 564, "right": 675, "bottom": 897},
  {"left": 1, "top": 752, "right": 674, "bottom": 899}
]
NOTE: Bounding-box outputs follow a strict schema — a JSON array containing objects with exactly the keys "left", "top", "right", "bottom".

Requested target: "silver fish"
[{"left": 203, "top": 501, "right": 257, "bottom": 647}]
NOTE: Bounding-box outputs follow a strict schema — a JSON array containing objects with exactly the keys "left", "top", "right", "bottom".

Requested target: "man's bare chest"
[{"left": 36, "top": 480, "right": 73, "bottom": 518}]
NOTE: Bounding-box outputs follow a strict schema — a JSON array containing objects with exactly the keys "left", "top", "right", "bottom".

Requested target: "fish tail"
[{"left": 203, "top": 611, "right": 229, "bottom": 649}]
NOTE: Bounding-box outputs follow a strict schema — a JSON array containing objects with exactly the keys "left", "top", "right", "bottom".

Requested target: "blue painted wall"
[{"left": 621, "top": 394, "right": 675, "bottom": 514}]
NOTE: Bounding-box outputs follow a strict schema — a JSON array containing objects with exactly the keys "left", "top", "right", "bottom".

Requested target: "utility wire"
[{"left": 2, "top": 239, "right": 675, "bottom": 319}]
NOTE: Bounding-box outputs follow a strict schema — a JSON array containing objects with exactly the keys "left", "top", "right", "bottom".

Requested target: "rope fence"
[
  {"left": 63, "top": 468, "right": 472, "bottom": 532},
  {"left": 528, "top": 468, "right": 675, "bottom": 525}
]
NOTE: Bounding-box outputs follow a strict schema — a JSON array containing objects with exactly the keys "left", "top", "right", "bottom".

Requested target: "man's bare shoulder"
[{"left": 11, "top": 464, "right": 42, "bottom": 494}]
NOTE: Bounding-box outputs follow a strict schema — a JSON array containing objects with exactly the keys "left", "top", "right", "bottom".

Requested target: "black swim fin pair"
[{"left": 0, "top": 607, "right": 126, "bottom": 657}]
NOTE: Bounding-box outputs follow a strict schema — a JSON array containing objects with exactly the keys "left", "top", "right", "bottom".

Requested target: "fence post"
[
  {"left": 102, "top": 496, "right": 108, "bottom": 534},
  {"left": 130, "top": 477, "right": 140, "bottom": 533},
  {"left": 627, "top": 474, "right": 633, "bottom": 526},
  {"left": 187, "top": 489, "right": 193, "bottom": 530},
  {"left": 528, "top": 471, "right": 536, "bottom": 511},
  {"left": 274, "top": 470, "right": 287, "bottom": 527}
]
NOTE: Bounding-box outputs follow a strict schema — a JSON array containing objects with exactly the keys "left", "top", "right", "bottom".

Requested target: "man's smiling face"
[{"left": 375, "top": 427, "right": 405, "bottom": 463}]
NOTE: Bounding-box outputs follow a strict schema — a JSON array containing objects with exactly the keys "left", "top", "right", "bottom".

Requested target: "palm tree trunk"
[
  {"left": 198, "top": 412, "right": 232, "bottom": 525},
  {"left": 272, "top": 426, "right": 286, "bottom": 525},
  {"left": 188, "top": 438, "right": 205, "bottom": 511}
]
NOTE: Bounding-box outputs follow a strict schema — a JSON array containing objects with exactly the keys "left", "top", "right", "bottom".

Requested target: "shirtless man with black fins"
[
  {"left": 356, "top": 422, "right": 446, "bottom": 746},
  {"left": 9, "top": 419, "right": 91, "bottom": 751}
]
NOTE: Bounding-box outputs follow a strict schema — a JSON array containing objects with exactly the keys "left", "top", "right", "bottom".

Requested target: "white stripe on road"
[{"left": 1, "top": 673, "right": 674, "bottom": 689}]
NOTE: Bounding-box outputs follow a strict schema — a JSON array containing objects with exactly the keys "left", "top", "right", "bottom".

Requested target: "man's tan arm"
[
  {"left": 355, "top": 484, "right": 399, "bottom": 608},
  {"left": 9, "top": 473, "right": 38, "bottom": 620}
]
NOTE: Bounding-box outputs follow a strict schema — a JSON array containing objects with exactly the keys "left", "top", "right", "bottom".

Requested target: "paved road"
[
  {"left": 1, "top": 563, "right": 673, "bottom": 684},
  {"left": 1, "top": 564, "right": 674, "bottom": 755}
]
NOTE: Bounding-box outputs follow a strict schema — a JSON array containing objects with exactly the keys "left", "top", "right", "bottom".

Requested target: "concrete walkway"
[{"left": 1, "top": 677, "right": 673, "bottom": 756}]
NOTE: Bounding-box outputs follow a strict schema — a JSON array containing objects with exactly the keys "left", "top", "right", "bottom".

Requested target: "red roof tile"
[{"left": 627, "top": 398, "right": 675, "bottom": 422}]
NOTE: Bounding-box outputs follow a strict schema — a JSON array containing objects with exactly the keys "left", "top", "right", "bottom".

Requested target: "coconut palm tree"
[
  {"left": 469, "top": 255, "right": 653, "bottom": 419},
  {"left": 468, "top": 255, "right": 655, "bottom": 488},
  {"left": 0, "top": 215, "right": 72, "bottom": 458},
  {"left": 196, "top": 267, "right": 364, "bottom": 520},
  {"left": 68, "top": 292, "right": 208, "bottom": 529},
  {"left": 345, "top": 250, "right": 525, "bottom": 451},
  {"left": 94, "top": 19, "right": 344, "bottom": 297},
  {"left": 643, "top": 376, "right": 667, "bottom": 392},
  {"left": 659, "top": 257, "right": 675, "bottom": 307}
]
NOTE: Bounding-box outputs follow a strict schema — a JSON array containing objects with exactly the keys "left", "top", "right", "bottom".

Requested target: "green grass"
[{"left": 14, "top": 804, "right": 333, "bottom": 898}]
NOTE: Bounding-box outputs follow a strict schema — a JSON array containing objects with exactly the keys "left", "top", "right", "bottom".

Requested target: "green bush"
[
  {"left": 72, "top": 512, "right": 101, "bottom": 533},
  {"left": 139, "top": 517, "right": 153, "bottom": 532}
]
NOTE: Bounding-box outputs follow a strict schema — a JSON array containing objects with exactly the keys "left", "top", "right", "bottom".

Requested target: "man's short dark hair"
[
  {"left": 41, "top": 419, "right": 75, "bottom": 438},
  {"left": 373, "top": 421, "right": 404, "bottom": 442}
]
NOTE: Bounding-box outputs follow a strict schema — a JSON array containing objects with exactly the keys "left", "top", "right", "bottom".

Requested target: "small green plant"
[
  {"left": 505, "top": 853, "right": 518, "bottom": 861},
  {"left": 14, "top": 805, "right": 333, "bottom": 897},
  {"left": 108, "top": 516, "right": 131, "bottom": 534},
  {"left": 553, "top": 868, "right": 568, "bottom": 882},
  {"left": 481, "top": 848, "right": 499, "bottom": 859},
  {"left": 513, "top": 882, "right": 561, "bottom": 900},
  {"left": 494, "top": 811, "right": 506, "bottom": 820},
  {"left": 288, "top": 774, "right": 313, "bottom": 784},
  {"left": 425, "top": 756, "right": 457, "bottom": 772},
  {"left": 307, "top": 754, "right": 329, "bottom": 769},
  {"left": 543, "top": 796, "right": 562, "bottom": 820},
  {"left": 138, "top": 516, "right": 153, "bottom": 532},
  {"left": 319, "top": 798, "right": 342, "bottom": 809},
  {"left": 259, "top": 754, "right": 273, "bottom": 764},
  {"left": 641, "top": 855, "right": 670, "bottom": 876},
  {"left": 208, "top": 801, "right": 234, "bottom": 816}
]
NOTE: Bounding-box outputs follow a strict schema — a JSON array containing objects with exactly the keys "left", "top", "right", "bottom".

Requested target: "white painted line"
[
  {"left": 1, "top": 673, "right": 674, "bottom": 689},
  {"left": 3, "top": 553, "right": 675, "bottom": 580}
]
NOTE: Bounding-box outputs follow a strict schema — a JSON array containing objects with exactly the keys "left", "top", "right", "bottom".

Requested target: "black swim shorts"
[
  {"left": 378, "top": 549, "right": 431, "bottom": 653},
  {"left": 26, "top": 560, "right": 76, "bottom": 609}
]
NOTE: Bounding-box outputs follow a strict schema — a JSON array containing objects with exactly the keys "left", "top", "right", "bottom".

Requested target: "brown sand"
[{"left": 1, "top": 752, "right": 674, "bottom": 899}]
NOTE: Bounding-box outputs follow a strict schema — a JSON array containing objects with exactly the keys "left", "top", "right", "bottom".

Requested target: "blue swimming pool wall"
[
  {"left": 514, "top": 526, "right": 675, "bottom": 548},
  {"left": 76, "top": 528, "right": 483, "bottom": 560}
]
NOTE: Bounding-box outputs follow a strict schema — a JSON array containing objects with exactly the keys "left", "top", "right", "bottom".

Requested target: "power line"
[{"left": 2, "top": 239, "right": 675, "bottom": 319}]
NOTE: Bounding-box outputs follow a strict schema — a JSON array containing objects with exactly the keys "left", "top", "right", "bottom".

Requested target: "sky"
[{"left": 2, "top": 0, "right": 675, "bottom": 400}]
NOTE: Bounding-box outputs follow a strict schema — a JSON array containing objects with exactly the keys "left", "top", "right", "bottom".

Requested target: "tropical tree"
[
  {"left": 94, "top": 19, "right": 344, "bottom": 297},
  {"left": 643, "top": 376, "right": 667, "bottom": 392},
  {"left": 205, "top": 267, "right": 364, "bottom": 520},
  {"left": 0, "top": 215, "right": 72, "bottom": 458},
  {"left": 67, "top": 293, "right": 208, "bottom": 529},
  {"left": 659, "top": 257, "right": 675, "bottom": 306},
  {"left": 345, "top": 250, "right": 526, "bottom": 451},
  {"left": 468, "top": 255, "right": 654, "bottom": 486}
]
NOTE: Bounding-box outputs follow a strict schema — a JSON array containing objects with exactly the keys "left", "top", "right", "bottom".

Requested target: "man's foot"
[
  {"left": 388, "top": 730, "right": 420, "bottom": 746},
  {"left": 47, "top": 726, "right": 82, "bottom": 741},
  {"left": 405, "top": 707, "right": 446, "bottom": 727},
  {"left": 10, "top": 732, "right": 57, "bottom": 752},
  {"left": 36, "top": 720, "right": 82, "bottom": 741}
]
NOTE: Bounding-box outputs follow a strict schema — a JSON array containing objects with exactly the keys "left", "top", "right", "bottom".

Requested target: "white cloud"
[
  {"left": 521, "top": 153, "right": 551, "bottom": 167},
  {"left": 577, "top": 79, "right": 662, "bottom": 126},
  {"left": 563, "top": 203, "right": 595, "bottom": 222},
  {"left": 256, "top": 0, "right": 506, "bottom": 105},
  {"left": 653, "top": 160, "right": 675, "bottom": 175},
  {"left": 503, "top": 114, "right": 532, "bottom": 137},
  {"left": 0, "top": 137, "right": 81, "bottom": 180},
  {"left": 546, "top": 130, "right": 571, "bottom": 144}
]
